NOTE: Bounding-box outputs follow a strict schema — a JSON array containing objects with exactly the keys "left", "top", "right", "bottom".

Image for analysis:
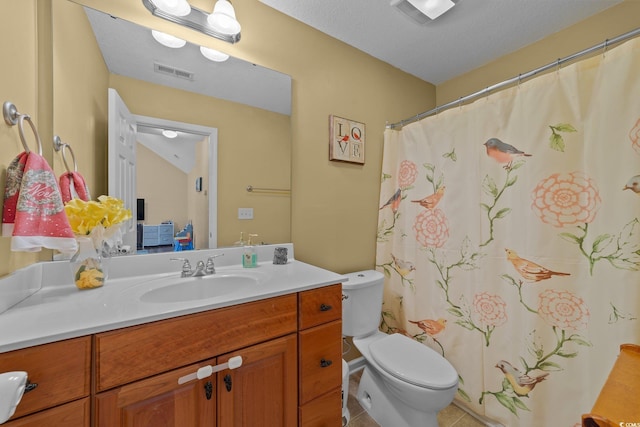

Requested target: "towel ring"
[
  {"left": 3, "top": 101, "right": 43, "bottom": 155},
  {"left": 61, "top": 143, "right": 78, "bottom": 173},
  {"left": 53, "top": 136, "right": 77, "bottom": 172}
]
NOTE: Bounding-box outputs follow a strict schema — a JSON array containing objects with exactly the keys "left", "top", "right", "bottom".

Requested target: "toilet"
[{"left": 342, "top": 270, "right": 458, "bottom": 427}]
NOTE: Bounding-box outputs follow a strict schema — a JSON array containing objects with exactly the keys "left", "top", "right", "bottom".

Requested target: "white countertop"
[{"left": 0, "top": 244, "right": 346, "bottom": 353}]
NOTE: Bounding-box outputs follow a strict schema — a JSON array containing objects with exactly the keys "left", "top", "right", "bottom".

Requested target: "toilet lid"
[{"left": 369, "top": 334, "right": 458, "bottom": 390}]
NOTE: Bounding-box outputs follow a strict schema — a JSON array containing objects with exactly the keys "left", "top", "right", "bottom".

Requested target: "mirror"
[{"left": 52, "top": 0, "right": 293, "bottom": 254}]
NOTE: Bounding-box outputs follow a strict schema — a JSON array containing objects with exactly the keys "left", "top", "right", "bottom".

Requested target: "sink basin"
[{"left": 140, "top": 273, "right": 260, "bottom": 304}]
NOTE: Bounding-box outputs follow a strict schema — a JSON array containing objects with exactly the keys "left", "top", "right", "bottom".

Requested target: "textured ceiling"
[{"left": 259, "top": 0, "right": 623, "bottom": 84}]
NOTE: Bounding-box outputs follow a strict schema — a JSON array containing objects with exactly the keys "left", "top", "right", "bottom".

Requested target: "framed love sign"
[{"left": 329, "top": 115, "right": 365, "bottom": 164}]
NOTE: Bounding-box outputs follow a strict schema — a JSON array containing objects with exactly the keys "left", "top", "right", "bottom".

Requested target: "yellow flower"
[
  {"left": 64, "top": 196, "right": 132, "bottom": 235},
  {"left": 75, "top": 265, "right": 104, "bottom": 289}
]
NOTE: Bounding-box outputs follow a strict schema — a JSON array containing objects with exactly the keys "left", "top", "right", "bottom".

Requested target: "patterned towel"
[
  {"left": 59, "top": 171, "right": 91, "bottom": 203},
  {"left": 2, "top": 152, "right": 77, "bottom": 254}
]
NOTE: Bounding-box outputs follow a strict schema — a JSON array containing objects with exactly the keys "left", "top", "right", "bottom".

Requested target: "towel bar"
[{"left": 246, "top": 185, "right": 291, "bottom": 194}]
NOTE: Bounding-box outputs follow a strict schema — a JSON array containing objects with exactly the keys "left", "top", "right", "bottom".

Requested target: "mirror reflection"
[{"left": 52, "top": 1, "right": 293, "bottom": 255}]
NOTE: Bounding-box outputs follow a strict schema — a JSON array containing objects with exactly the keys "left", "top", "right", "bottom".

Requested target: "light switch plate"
[{"left": 238, "top": 208, "right": 253, "bottom": 220}]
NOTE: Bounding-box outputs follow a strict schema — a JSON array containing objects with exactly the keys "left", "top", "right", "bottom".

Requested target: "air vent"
[{"left": 154, "top": 63, "right": 194, "bottom": 80}]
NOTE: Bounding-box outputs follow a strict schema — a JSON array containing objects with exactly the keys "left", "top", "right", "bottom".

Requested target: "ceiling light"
[
  {"left": 162, "top": 129, "right": 178, "bottom": 138},
  {"left": 142, "top": 0, "right": 240, "bottom": 43},
  {"left": 407, "top": 0, "right": 455, "bottom": 20},
  {"left": 207, "top": 0, "right": 241, "bottom": 36},
  {"left": 149, "top": 0, "right": 191, "bottom": 17},
  {"left": 200, "top": 46, "right": 230, "bottom": 62},
  {"left": 151, "top": 30, "right": 187, "bottom": 48}
]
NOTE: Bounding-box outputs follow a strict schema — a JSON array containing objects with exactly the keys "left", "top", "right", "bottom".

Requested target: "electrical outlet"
[{"left": 238, "top": 208, "right": 253, "bottom": 220}]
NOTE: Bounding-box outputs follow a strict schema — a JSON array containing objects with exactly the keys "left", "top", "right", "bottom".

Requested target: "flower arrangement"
[
  {"left": 64, "top": 195, "right": 131, "bottom": 289},
  {"left": 64, "top": 195, "right": 132, "bottom": 236}
]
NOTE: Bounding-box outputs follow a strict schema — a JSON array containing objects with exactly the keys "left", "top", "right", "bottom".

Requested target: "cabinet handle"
[
  {"left": 224, "top": 374, "right": 232, "bottom": 392},
  {"left": 25, "top": 379, "right": 38, "bottom": 393},
  {"left": 319, "top": 303, "right": 332, "bottom": 312},
  {"left": 320, "top": 358, "right": 333, "bottom": 368},
  {"left": 178, "top": 356, "right": 243, "bottom": 385},
  {"left": 204, "top": 381, "right": 213, "bottom": 400}
]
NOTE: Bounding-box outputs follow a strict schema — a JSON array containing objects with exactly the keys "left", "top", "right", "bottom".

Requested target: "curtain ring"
[
  {"left": 17, "top": 114, "right": 43, "bottom": 155},
  {"left": 603, "top": 38, "right": 609, "bottom": 57},
  {"left": 61, "top": 143, "right": 78, "bottom": 173}
]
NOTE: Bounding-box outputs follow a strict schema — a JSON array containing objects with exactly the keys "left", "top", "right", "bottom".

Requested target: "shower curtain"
[{"left": 376, "top": 38, "right": 640, "bottom": 427}]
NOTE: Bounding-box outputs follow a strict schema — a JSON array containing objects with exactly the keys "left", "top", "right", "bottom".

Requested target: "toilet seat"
[{"left": 369, "top": 333, "right": 458, "bottom": 390}]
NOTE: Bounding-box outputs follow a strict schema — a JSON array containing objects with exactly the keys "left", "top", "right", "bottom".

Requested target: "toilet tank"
[{"left": 342, "top": 270, "right": 385, "bottom": 337}]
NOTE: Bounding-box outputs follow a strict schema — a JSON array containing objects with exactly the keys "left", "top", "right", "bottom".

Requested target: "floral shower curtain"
[{"left": 376, "top": 38, "right": 640, "bottom": 427}]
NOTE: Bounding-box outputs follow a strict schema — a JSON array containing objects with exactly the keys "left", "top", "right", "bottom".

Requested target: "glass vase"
[{"left": 70, "top": 236, "right": 105, "bottom": 290}]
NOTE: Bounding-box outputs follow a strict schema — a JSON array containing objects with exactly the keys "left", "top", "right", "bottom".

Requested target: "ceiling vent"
[
  {"left": 391, "top": 0, "right": 455, "bottom": 24},
  {"left": 154, "top": 62, "right": 194, "bottom": 80}
]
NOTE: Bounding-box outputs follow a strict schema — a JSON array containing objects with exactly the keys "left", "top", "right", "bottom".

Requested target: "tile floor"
[{"left": 345, "top": 370, "right": 486, "bottom": 427}]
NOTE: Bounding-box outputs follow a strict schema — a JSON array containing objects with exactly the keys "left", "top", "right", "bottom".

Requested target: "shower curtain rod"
[{"left": 387, "top": 26, "right": 640, "bottom": 130}]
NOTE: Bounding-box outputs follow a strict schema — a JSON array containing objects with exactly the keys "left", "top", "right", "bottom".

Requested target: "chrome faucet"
[
  {"left": 171, "top": 254, "right": 224, "bottom": 277},
  {"left": 170, "top": 258, "right": 193, "bottom": 277}
]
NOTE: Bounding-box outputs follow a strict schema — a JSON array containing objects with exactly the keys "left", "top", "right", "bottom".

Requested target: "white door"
[{"left": 108, "top": 88, "right": 137, "bottom": 251}]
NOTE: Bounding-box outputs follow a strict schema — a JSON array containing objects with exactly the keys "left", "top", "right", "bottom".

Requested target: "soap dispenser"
[{"left": 242, "top": 234, "right": 258, "bottom": 268}]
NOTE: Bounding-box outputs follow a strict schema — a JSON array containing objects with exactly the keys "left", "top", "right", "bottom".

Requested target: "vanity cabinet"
[
  {"left": 298, "top": 284, "right": 343, "bottom": 427},
  {"left": 0, "top": 336, "right": 91, "bottom": 426},
  {"left": 0, "top": 283, "right": 343, "bottom": 427},
  {"left": 94, "top": 294, "right": 299, "bottom": 426}
]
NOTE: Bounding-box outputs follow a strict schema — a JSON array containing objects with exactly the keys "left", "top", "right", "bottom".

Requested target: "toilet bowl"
[{"left": 342, "top": 270, "right": 458, "bottom": 427}]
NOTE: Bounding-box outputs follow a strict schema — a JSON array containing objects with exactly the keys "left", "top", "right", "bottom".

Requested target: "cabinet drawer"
[
  {"left": 298, "top": 320, "right": 342, "bottom": 404},
  {"left": 0, "top": 336, "right": 90, "bottom": 419},
  {"left": 299, "top": 387, "right": 342, "bottom": 427},
  {"left": 96, "top": 294, "right": 297, "bottom": 391},
  {"left": 4, "top": 398, "right": 89, "bottom": 427},
  {"left": 298, "top": 284, "right": 342, "bottom": 330}
]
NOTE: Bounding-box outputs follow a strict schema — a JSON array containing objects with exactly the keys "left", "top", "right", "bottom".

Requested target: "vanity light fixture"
[
  {"left": 162, "top": 129, "right": 179, "bottom": 138},
  {"left": 151, "top": 0, "right": 191, "bottom": 16},
  {"left": 207, "top": 0, "right": 241, "bottom": 36},
  {"left": 200, "top": 46, "right": 230, "bottom": 62},
  {"left": 142, "top": 0, "right": 241, "bottom": 44},
  {"left": 151, "top": 30, "right": 187, "bottom": 48}
]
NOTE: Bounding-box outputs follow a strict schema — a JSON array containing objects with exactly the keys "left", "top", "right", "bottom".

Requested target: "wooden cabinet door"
[
  {"left": 95, "top": 358, "right": 216, "bottom": 427},
  {"left": 217, "top": 334, "right": 297, "bottom": 427},
  {"left": 3, "top": 398, "right": 89, "bottom": 427}
]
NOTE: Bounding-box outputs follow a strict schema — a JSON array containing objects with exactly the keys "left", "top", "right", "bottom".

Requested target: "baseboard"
[{"left": 452, "top": 400, "right": 504, "bottom": 427}]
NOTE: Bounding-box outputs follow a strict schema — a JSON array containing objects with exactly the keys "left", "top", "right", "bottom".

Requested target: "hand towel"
[
  {"left": 5, "top": 152, "right": 78, "bottom": 254},
  {"left": 2, "top": 152, "right": 28, "bottom": 237},
  {"left": 59, "top": 171, "right": 91, "bottom": 203}
]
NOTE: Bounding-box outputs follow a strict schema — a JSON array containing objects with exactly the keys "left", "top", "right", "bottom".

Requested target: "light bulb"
[
  {"left": 207, "top": 0, "right": 241, "bottom": 36},
  {"left": 151, "top": 30, "right": 187, "bottom": 48},
  {"left": 162, "top": 130, "right": 178, "bottom": 138},
  {"left": 152, "top": 0, "right": 191, "bottom": 17},
  {"left": 200, "top": 46, "right": 230, "bottom": 62}
]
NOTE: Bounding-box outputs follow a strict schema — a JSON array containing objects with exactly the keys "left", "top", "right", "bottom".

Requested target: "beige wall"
[
  {"left": 52, "top": 0, "right": 109, "bottom": 197},
  {"left": 3, "top": 0, "right": 636, "bottom": 278},
  {"left": 437, "top": 1, "right": 640, "bottom": 105},
  {"left": 136, "top": 144, "right": 189, "bottom": 228},
  {"left": 0, "top": 0, "right": 49, "bottom": 276},
  {"left": 187, "top": 139, "right": 209, "bottom": 250}
]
